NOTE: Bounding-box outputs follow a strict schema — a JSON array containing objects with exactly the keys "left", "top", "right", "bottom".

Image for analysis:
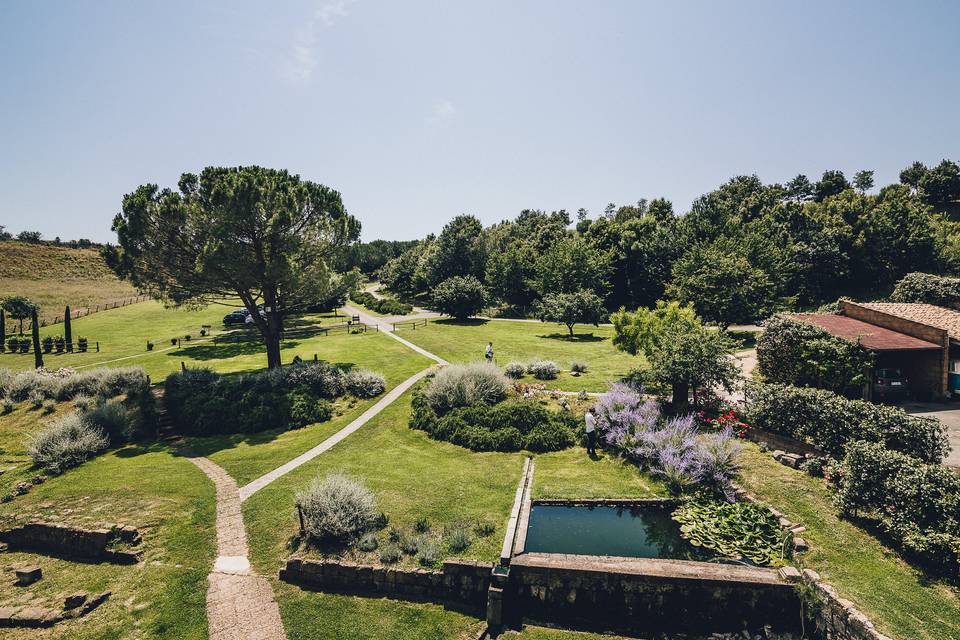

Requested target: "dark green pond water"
[{"left": 524, "top": 504, "right": 713, "bottom": 560}]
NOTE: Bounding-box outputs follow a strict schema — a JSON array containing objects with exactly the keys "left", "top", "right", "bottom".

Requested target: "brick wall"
[
  {"left": 279, "top": 557, "right": 491, "bottom": 612},
  {"left": 841, "top": 301, "right": 949, "bottom": 398}
]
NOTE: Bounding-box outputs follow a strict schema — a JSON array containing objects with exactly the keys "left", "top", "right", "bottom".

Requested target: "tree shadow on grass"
[
  {"left": 173, "top": 338, "right": 303, "bottom": 361},
  {"left": 537, "top": 332, "right": 606, "bottom": 343},
  {"left": 435, "top": 318, "right": 489, "bottom": 327}
]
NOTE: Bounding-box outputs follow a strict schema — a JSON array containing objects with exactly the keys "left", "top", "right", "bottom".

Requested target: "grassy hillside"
[{"left": 0, "top": 241, "right": 138, "bottom": 316}]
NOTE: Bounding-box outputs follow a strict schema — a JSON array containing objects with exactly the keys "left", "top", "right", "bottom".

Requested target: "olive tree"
[
  {"left": 2, "top": 296, "right": 37, "bottom": 335},
  {"left": 106, "top": 166, "right": 359, "bottom": 369}
]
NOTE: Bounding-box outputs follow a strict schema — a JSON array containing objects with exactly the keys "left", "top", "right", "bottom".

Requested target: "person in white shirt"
[
  {"left": 584, "top": 406, "right": 597, "bottom": 457},
  {"left": 485, "top": 342, "right": 494, "bottom": 363}
]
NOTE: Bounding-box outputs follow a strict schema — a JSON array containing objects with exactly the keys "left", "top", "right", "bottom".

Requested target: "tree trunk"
[
  {"left": 671, "top": 382, "right": 689, "bottom": 412},
  {"left": 567, "top": 323, "right": 574, "bottom": 337},
  {"left": 31, "top": 309, "right": 43, "bottom": 369}
]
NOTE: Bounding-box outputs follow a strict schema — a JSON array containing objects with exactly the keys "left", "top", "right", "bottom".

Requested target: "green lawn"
[
  {"left": 398, "top": 319, "right": 641, "bottom": 392},
  {"left": 0, "top": 401, "right": 215, "bottom": 640},
  {"left": 738, "top": 445, "right": 960, "bottom": 640}
]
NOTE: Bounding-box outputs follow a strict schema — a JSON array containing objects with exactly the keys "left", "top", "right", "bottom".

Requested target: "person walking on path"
[
  {"left": 485, "top": 341, "right": 494, "bottom": 363},
  {"left": 584, "top": 406, "right": 597, "bottom": 457}
]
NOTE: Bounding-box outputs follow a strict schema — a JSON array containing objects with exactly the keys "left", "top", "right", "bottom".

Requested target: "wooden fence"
[
  {"left": 392, "top": 319, "right": 428, "bottom": 331},
  {"left": 37, "top": 295, "right": 152, "bottom": 327}
]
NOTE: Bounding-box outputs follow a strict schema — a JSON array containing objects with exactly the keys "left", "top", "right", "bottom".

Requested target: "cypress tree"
[
  {"left": 64, "top": 305, "right": 73, "bottom": 352},
  {"left": 0, "top": 309, "right": 4, "bottom": 353},
  {"left": 31, "top": 307, "right": 43, "bottom": 369}
]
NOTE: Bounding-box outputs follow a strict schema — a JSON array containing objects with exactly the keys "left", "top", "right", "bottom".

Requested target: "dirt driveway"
[{"left": 900, "top": 401, "right": 960, "bottom": 468}]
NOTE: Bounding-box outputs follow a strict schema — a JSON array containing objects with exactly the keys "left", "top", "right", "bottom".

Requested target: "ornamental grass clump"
[
  {"left": 504, "top": 362, "right": 525, "bottom": 379},
  {"left": 28, "top": 412, "right": 109, "bottom": 474},
  {"left": 297, "top": 472, "right": 379, "bottom": 542},
  {"left": 423, "top": 363, "right": 509, "bottom": 413}
]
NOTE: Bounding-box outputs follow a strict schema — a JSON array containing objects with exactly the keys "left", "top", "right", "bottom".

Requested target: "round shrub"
[
  {"left": 72, "top": 394, "right": 96, "bottom": 412},
  {"left": 28, "top": 389, "right": 44, "bottom": 409},
  {"left": 357, "top": 532, "right": 379, "bottom": 552},
  {"left": 344, "top": 369, "right": 386, "bottom": 398},
  {"left": 379, "top": 544, "right": 402, "bottom": 564},
  {"left": 444, "top": 526, "right": 472, "bottom": 553},
  {"left": 297, "top": 472, "right": 379, "bottom": 541},
  {"left": 1, "top": 398, "right": 13, "bottom": 414},
  {"left": 28, "top": 413, "right": 109, "bottom": 474},
  {"left": 83, "top": 401, "right": 138, "bottom": 444},
  {"left": 504, "top": 362, "right": 525, "bottom": 379},
  {"left": 418, "top": 541, "right": 440, "bottom": 567},
  {"left": 401, "top": 536, "right": 421, "bottom": 555},
  {"left": 423, "top": 363, "right": 509, "bottom": 413},
  {"left": 527, "top": 360, "right": 559, "bottom": 380},
  {"left": 41, "top": 399, "right": 56, "bottom": 415},
  {"left": 414, "top": 517, "right": 430, "bottom": 533},
  {"left": 474, "top": 519, "right": 496, "bottom": 537}
]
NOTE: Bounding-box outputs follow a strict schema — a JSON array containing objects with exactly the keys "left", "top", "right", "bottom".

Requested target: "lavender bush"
[{"left": 593, "top": 383, "right": 741, "bottom": 497}]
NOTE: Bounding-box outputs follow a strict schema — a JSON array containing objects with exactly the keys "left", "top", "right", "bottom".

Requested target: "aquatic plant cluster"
[{"left": 594, "top": 383, "right": 741, "bottom": 497}]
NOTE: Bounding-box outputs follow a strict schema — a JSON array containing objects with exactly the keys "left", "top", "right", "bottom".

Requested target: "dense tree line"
[{"left": 378, "top": 161, "right": 960, "bottom": 325}]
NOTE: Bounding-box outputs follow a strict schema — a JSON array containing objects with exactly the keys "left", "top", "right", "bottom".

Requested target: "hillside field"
[{"left": 0, "top": 241, "right": 139, "bottom": 317}]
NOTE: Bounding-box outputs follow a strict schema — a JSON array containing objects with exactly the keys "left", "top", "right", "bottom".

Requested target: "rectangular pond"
[{"left": 522, "top": 503, "right": 713, "bottom": 560}]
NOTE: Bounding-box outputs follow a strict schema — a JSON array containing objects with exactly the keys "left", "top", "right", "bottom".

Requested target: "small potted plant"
[
  {"left": 146, "top": 340, "right": 155, "bottom": 351},
  {"left": 54, "top": 336, "right": 66, "bottom": 353},
  {"left": 184, "top": 334, "right": 192, "bottom": 341},
  {"left": 6, "top": 337, "right": 17, "bottom": 353},
  {"left": 18, "top": 338, "right": 31, "bottom": 353},
  {"left": 170, "top": 337, "right": 178, "bottom": 345},
  {"left": 41, "top": 336, "right": 54, "bottom": 353},
  {"left": 200, "top": 328, "right": 207, "bottom": 337},
  {"left": 77, "top": 337, "right": 88, "bottom": 352}
]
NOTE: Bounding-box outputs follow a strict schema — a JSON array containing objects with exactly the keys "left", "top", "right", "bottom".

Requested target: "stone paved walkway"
[{"left": 187, "top": 456, "right": 287, "bottom": 640}]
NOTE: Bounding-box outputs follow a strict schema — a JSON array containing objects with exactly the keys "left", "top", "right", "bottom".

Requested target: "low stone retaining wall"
[
  {"left": 0, "top": 522, "right": 141, "bottom": 564},
  {"left": 802, "top": 569, "right": 892, "bottom": 640},
  {"left": 746, "top": 427, "right": 824, "bottom": 458},
  {"left": 279, "top": 557, "right": 492, "bottom": 612},
  {"left": 507, "top": 552, "right": 803, "bottom": 636}
]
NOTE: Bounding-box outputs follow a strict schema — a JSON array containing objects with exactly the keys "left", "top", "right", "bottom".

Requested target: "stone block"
[
  {"left": 15, "top": 566, "right": 41, "bottom": 586},
  {"left": 778, "top": 566, "right": 801, "bottom": 583},
  {"left": 0, "top": 606, "right": 19, "bottom": 627},
  {"left": 81, "top": 591, "right": 110, "bottom": 615},
  {"left": 64, "top": 592, "right": 88, "bottom": 610},
  {"left": 793, "top": 537, "right": 809, "bottom": 553}
]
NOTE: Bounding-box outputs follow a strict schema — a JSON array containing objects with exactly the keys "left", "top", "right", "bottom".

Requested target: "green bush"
[
  {"left": 296, "top": 472, "right": 379, "bottom": 541},
  {"left": 357, "top": 532, "right": 379, "bottom": 552},
  {"left": 504, "top": 362, "right": 525, "bottom": 379},
  {"left": 890, "top": 272, "right": 960, "bottom": 306},
  {"left": 289, "top": 392, "right": 334, "bottom": 427},
  {"left": 379, "top": 544, "right": 402, "bottom": 564},
  {"left": 82, "top": 401, "right": 140, "bottom": 444},
  {"left": 744, "top": 382, "right": 948, "bottom": 463},
  {"left": 414, "top": 517, "right": 430, "bottom": 533},
  {"left": 28, "top": 413, "right": 109, "bottom": 473},
  {"left": 570, "top": 360, "right": 589, "bottom": 374},
  {"left": 350, "top": 291, "right": 413, "bottom": 315},
  {"left": 410, "top": 388, "right": 577, "bottom": 452},
  {"left": 1, "top": 398, "right": 12, "bottom": 414},
  {"left": 756, "top": 315, "right": 872, "bottom": 394},
  {"left": 527, "top": 360, "right": 559, "bottom": 380},
  {"left": 429, "top": 275, "right": 487, "bottom": 319},
  {"left": 418, "top": 541, "right": 440, "bottom": 566},
  {"left": 344, "top": 369, "right": 386, "bottom": 398},
  {"left": 444, "top": 525, "right": 472, "bottom": 553},
  {"left": 834, "top": 441, "right": 960, "bottom": 579}
]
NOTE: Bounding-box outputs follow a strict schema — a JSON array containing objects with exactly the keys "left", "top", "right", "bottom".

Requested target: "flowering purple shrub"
[{"left": 593, "top": 384, "right": 741, "bottom": 496}]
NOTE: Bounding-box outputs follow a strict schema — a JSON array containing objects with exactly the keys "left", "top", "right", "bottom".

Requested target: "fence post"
[{"left": 96, "top": 342, "right": 100, "bottom": 352}]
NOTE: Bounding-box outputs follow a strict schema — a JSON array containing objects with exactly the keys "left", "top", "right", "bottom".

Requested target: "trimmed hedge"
[
  {"left": 744, "top": 382, "right": 948, "bottom": 463},
  {"left": 351, "top": 291, "right": 413, "bottom": 316},
  {"left": 890, "top": 272, "right": 960, "bottom": 307},
  {"left": 834, "top": 440, "right": 960, "bottom": 579},
  {"left": 756, "top": 315, "right": 872, "bottom": 393},
  {"left": 410, "top": 385, "right": 577, "bottom": 452},
  {"left": 164, "top": 362, "right": 384, "bottom": 435}
]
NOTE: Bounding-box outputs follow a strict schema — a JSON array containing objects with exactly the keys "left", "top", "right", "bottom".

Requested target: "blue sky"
[{"left": 2, "top": 0, "right": 959, "bottom": 243}]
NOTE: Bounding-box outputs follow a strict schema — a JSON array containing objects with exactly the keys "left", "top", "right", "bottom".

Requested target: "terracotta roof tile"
[
  {"left": 791, "top": 313, "right": 942, "bottom": 351},
  {"left": 855, "top": 302, "right": 960, "bottom": 341}
]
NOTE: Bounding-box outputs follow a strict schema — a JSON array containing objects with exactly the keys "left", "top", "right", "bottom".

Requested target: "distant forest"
[{"left": 342, "top": 159, "right": 960, "bottom": 325}]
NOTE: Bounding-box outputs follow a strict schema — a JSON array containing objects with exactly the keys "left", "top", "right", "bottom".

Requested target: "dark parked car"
[
  {"left": 223, "top": 310, "right": 249, "bottom": 325},
  {"left": 873, "top": 367, "right": 909, "bottom": 402}
]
